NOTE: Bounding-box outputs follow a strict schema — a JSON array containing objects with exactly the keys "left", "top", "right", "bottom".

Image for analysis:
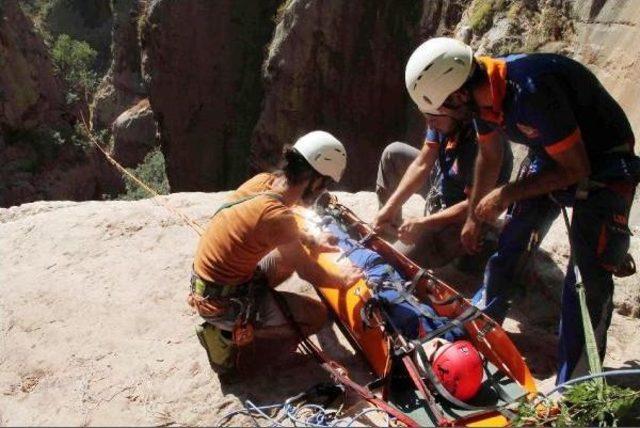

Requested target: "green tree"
[
  {"left": 119, "top": 149, "right": 170, "bottom": 200},
  {"left": 51, "top": 34, "right": 98, "bottom": 104}
]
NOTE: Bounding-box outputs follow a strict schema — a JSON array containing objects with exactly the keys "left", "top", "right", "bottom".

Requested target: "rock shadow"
[
  {"left": 216, "top": 321, "right": 372, "bottom": 425},
  {"left": 604, "top": 360, "right": 640, "bottom": 389}
]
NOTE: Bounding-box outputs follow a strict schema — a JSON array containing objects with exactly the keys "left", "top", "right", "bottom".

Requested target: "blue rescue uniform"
[
  {"left": 425, "top": 126, "right": 513, "bottom": 208},
  {"left": 471, "top": 54, "right": 639, "bottom": 384}
]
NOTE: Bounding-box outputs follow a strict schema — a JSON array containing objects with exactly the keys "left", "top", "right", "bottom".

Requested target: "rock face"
[
  {"left": 91, "top": 0, "right": 146, "bottom": 131},
  {"left": 250, "top": 0, "right": 453, "bottom": 190},
  {"left": 458, "top": 0, "right": 640, "bottom": 135},
  {"left": 5, "top": 0, "right": 640, "bottom": 206},
  {"left": 571, "top": 0, "right": 640, "bottom": 137},
  {"left": 0, "top": 0, "right": 67, "bottom": 130},
  {"left": 141, "top": 0, "right": 280, "bottom": 192},
  {"left": 0, "top": 0, "right": 123, "bottom": 208},
  {"left": 111, "top": 98, "right": 157, "bottom": 167},
  {"left": 0, "top": 192, "right": 638, "bottom": 424}
]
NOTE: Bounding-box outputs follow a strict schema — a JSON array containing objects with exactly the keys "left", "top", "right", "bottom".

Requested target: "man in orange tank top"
[{"left": 189, "top": 131, "right": 362, "bottom": 382}]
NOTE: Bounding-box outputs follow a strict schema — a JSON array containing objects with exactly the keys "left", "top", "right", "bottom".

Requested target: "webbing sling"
[
  {"left": 412, "top": 305, "right": 482, "bottom": 346},
  {"left": 553, "top": 197, "right": 603, "bottom": 382},
  {"left": 213, "top": 191, "right": 283, "bottom": 216}
]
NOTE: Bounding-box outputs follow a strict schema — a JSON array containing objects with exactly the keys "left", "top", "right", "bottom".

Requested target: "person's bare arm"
[
  {"left": 398, "top": 200, "right": 468, "bottom": 243},
  {"left": 461, "top": 132, "right": 503, "bottom": 252},
  {"left": 374, "top": 142, "right": 439, "bottom": 231},
  {"left": 299, "top": 230, "right": 339, "bottom": 253},
  {"left": 468, "top": 132, "right": 504, "bottom": 213},
  {"left": 280, "top": 239, "right": 362, "bottom": 289},
  {"left": 476, "top": 139, "right": 590, "bottom": 222}
]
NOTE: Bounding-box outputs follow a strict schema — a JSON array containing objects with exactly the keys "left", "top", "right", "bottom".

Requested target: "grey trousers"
[
  {"left": 376, "top": 142, "right": 430, "bottom": 224},
  {"left": 375, "top": 141, "right": 465, "bottom": 269}
]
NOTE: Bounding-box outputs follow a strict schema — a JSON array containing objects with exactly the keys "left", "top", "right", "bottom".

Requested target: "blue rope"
[
  {"left": 546, "top": 368, "right": 640, "bottom": 397},
  {"left": 216, "top": 393, "right": 394, "bottom": 427}
]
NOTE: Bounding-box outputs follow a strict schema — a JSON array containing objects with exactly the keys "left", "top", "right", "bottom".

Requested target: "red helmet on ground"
[{"left": 431, "top": 340, "right": 483, "bottom": 401}]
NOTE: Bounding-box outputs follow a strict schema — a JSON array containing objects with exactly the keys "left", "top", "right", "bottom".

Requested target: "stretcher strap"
[
  {"left": 402, "top": 355, "right": 448, "bottom": 425},
  {"left": 413, "top": 305, "right": 481, "bottom": 346},
  {"left": 483, "top": 365, "right": 515, "bottom": 403},
  {"left": 409, "top": 268, "right": 428, "bottom": 293},
  {"left": 385, "top": 287, "right": 450, "bottom": 322}
]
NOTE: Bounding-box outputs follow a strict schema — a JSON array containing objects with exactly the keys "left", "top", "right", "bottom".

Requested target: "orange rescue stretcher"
[{"left": 293, "top": 194, "right": 537, "bottom": 427}]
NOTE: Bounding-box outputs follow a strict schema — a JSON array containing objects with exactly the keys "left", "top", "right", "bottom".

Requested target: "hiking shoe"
[
  {"left": 613, "top": 253, "right": 636, "bottom": 278},
  {"left": 195, "top": 323, "right": 237, "bottom": 376}
]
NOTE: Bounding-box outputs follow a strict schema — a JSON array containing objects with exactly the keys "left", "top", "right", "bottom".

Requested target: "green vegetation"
[
  {"left": 20, "top": 0, "right": 112, "bottom": 73},
  {"left": 468, "top": 0, "right": 506, "bottom": 35},
  {"left": 18, "top": 0, "right": 46, "bottom": 19},
  {"left": 137, "top": 0, "right": 151, "bottom": 46},
  {"left": 514, "top": 381, "right": 640, "bottom": 427},
  {"left": 51, "top": 34, "right": 99, "bottom": 104},
  {"left": 469, "top": 0, "right": 575, "bottom": 56},
  {"left": 119, "top": 149, "right": 170, "bottom": 200},
  {"left": 523, "top": 2, "right": 573, "bottom": 52},
  {"left": 4, "top": 122, "right": 101, "bottom": 178}
]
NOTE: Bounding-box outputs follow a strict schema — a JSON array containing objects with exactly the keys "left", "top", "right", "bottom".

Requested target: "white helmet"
[
  {"left": 293, "top": 131, "right": 347, "bottom": 183},
  {"left": 405, "top": 37, "right": 474, "bottom": 114}
]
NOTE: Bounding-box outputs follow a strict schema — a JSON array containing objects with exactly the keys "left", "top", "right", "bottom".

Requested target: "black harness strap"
[
  {"left": 413, "top": 305, "right": 481, "bottom": 345},
  {"left": 385, "top": 287, "right": 450, "bottom": 322},
  {"left": 483, "top": 365, "right": 516, "bottom": 404},
  {"left": 409, "top": 268, "right": 428, "bottom": 293}
]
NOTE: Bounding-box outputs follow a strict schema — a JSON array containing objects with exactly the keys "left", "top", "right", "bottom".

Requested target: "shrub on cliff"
[
  {"left": 468, "top": 0, "right": 506, "bottom": 35},
  {"left": 51, "top": 34, "right": 99, "bottom": 104},
  {"left": 119, "top": 149, "right": 170, "bottom": 200}
]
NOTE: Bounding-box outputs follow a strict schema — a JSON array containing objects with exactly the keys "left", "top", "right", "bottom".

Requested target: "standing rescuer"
[
  {"left": 189, "top": 131, "right": 363, "bottom": 382},
  {"left": 404, "top": 37, "right": 640, "bottom": 384}
]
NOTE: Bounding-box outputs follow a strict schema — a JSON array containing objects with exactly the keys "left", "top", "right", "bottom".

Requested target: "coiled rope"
[{"left": 215, "top": 393, "right": 391, "bottom": 427}]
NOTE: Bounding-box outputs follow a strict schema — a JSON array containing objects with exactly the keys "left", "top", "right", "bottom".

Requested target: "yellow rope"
[{"left": 79, "top": 113, "right": 205, "bottom": 236}]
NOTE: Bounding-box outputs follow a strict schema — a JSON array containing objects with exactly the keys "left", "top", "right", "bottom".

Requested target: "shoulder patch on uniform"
[{"left": 516, "top": 123, "right": 540, "bottom": 139}]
